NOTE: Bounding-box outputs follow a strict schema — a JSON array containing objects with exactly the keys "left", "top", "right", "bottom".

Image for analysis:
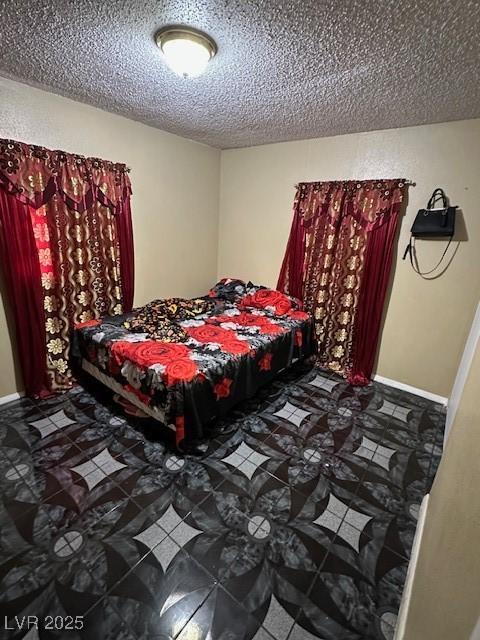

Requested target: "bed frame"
[{"left": 81, "top": 358, "right": 174, "bottom": 433}]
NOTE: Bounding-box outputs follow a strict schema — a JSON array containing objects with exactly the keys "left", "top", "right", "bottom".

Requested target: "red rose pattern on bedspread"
[{"left": 73, "top": 280, "right": 314, "bottom": 442}]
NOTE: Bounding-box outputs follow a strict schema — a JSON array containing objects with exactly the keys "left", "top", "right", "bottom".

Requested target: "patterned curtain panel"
[
  {"left": 278, "top": 179, "right": 405, "bottom": 384},
  {"left": 0, "top": 139, "right": 134, "bottom": 395}
]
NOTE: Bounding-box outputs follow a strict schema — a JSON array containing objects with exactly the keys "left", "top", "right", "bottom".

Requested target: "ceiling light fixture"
[{"left": 155, "top": 26, "right": 217, "bottom": 78}]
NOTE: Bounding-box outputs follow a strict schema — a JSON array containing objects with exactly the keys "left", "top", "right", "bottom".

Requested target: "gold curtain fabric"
[
  {"left": 279, "top": 180, "right": 405, "bottom": 381},
  {"left": 0, "top": 139, "right": 131, "bottom": 212},
  {"left": 31, "top": 198, "right": 123, "bottom": 390},
  {"left": 0, "top": 139, "right": 131, "bottom": 393}
]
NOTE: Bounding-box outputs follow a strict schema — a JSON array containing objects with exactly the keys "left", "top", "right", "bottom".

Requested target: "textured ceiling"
[{"left": 0, "top": 0, "right": 479, "bottom": 149}]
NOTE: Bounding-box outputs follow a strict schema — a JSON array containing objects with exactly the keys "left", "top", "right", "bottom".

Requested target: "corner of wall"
[
  {"left": 394, "top": 493, "right": 430, "bottom": 640},
  {"left": 216, "top": 148, "right": 226, "bottom": 281}
]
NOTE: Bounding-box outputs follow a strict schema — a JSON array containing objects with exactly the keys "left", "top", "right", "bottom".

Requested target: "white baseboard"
[
  {"left": 0, "top": 391, "right": 24, "bottom": 405},
  {"left": 373, "top": 374, "right": 448, "bottom": 407},
  {"left": 394, "top": 493, "right": 430, "bottom": 640}
]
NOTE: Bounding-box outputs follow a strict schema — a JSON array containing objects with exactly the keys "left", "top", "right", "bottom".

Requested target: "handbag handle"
[
  {"left": 427, "top": 188, "right": 448, "bottom": 209},
  {"left": 403, "top": 236, "right": 453, "bottom": 276}
]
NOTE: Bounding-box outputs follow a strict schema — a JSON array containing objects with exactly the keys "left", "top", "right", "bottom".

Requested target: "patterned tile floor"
[{"left": 0, "top": 362, "right": 445, "bottom": 640}]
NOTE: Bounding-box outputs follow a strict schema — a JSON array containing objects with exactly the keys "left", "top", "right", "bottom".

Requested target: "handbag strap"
[
  {"left": 402, "top": 235, "right": 453, "bottom": 275},
  {"left": 427, "top": 188, "right": 448, "bottom": 209}
]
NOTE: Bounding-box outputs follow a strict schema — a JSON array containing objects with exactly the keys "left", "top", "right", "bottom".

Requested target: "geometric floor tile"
[
  {"left": 409, "top": 503, "right": 421, "bottom": 520},
  {"left": 252, "top": 628, "right": 276, "bottom": 640},
  {"left": 4, "top": 462, "right": 32, "bottom": 481},
  {"left": 247, "top": 514, "right": 272, "bottom": 540},
  {"left": 28, "top": 409, "right": 76, "bottom": 438},
  {"left": 336, "top": 518, "right": 366, "bottom": 551},
  {"left": 353, "top": 436, "right": 396, "bottom": 470},
  {"left": 378, "top": 399, "right": 410, "bottom": 423},
  {"left": 52, "top": 529, "right": 85, "bottom": 558},
  {"left": 169, "top": 518, "right": 202, "bottom": 548},
  {"left": 156, "top": 505, "right": 202, "bottom": 545},
  {"left": 133, "top": 506, "right": 201, "bottom": 570},
  {"left": 314, "top": 507, "right": 344, "bottom": 534},
  {"left": 133, "top": 520, "right": 168, "bottom": 548},
  {"left": 380, "top": 612, "right": 397, "bottom": 640},
  {"left": 302, "top": 447, "right": 323, "bottom": 463},
  {"left": 70, "top": 447, "right": 127, "bottom": 489},
  {"left": 0, "top": 363, "right": 445, "bottom": 640},
  {"left": 423, "top": 442, "right": 442, "bottom": 456},
  {"left": 133, "top": 522, "right": 178, "bottom": 571},
  {"left": 308, "top": 375, "right": 338, "bottom": 392},
  {"left": 377, "top": 399, "right": 397, "bottom": 417},
  {"left": 314, "top": 494, "right": 372, "bottom": 551},
  {"left": 289, "top": 623, "right": 325, "bottom": 640},
  {"left": 393, "top": 405, "right": 411, "bottom": 423},
  {"left": 261, "top": 595, "right": 295, "bottom": 640},
  {"left": 164, "top": 454, "right": 187, "bottom": 473},
  {"left": 221, "top": 441, "right": 271, "bottom": 479},
  {"left": 152, "top": 536, "right": 182, "bottom": 571},
  {"left": 273, "top": 401, "right": 311, "bottom": 426},
  {"left": 155, "top": 504, "right": 185, "bottom": 534}
]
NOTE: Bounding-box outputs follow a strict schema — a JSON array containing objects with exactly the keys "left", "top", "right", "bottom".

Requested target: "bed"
[{"left": 73, "top": 279, "right": 314, "bottom": 447}]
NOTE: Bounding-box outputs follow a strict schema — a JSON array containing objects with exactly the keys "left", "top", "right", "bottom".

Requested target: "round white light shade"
[{"left": 156, "top": 27, "right": 217, "bottom": 78}]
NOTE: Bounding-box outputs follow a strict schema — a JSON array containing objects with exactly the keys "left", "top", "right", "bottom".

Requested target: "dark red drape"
[
  {"left": 277, "top": 207, "right": 305, "bottom": 301},
  {"left": 0, "top": 190, "right": 50, "bottom": 396},
  {"left": 349, "top": 212, "right": 400, "bottom": 385},
  {"left": 277, "top": 179, "right": 405, "bottom": 384},
  {"left": 117, "top": 197, "right": 135, "bottom": 312}
]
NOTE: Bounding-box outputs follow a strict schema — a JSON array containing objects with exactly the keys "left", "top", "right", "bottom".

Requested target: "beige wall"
[
  {"left": 0, "top": 77, "right": 221, "bottom": 397},
  {"left": 403, "top": 336, "right": 480, "bottom": 640},
  {"left": 1, "top": 78, "right": 479, "bottom": 400},
  {"left": 218, "top": 120, "right": 480, "bottom": 397}
]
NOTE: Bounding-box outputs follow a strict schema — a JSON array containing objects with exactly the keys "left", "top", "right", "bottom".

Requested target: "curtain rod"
[{"left": 294, "top": 179, "right": 416, "bottom": 187}]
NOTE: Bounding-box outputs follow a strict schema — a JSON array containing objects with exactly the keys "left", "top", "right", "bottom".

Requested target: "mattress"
[{"left": 73, "top": 281, "right": 314, "bottom": 445}]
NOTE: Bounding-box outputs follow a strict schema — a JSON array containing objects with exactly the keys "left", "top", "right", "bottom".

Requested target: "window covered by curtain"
[
  {"left": 0, "top": 139, "right": 134, "bottom": 395},
  {"left": 278, "top": 179, "right": 405, "bottom": 385}
]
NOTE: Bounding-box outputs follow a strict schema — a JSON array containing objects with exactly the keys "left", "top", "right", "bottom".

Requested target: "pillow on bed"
[
  {"left": 128, "top": 308, "right": 189, "bottom": 342},
  {"left": 127, "top": 297, "right": 216, "bottom": 342},
  {"left": 208, "top": 278, "right": 253, "bottom": 302},
  {"left": 209, "top": 279, "right": 301, "bottom": 316},
  {"left": 143, "top": 297, "right": 215, "bottom": 321},
  {"left": 239, "top": 288, "right": 301, "bottom": 316}
]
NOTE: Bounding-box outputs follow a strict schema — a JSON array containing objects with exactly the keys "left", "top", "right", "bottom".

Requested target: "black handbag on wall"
[{"left": 403, "top": 188, "right": 457, "bottom": 275}]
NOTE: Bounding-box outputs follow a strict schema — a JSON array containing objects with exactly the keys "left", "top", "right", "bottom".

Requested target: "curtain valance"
[
  {"left": 0, "top": 139, "right": 131, "bottom": 213},
  {"left": 294, "top": 179, "right": 405, "bottom": 232}
]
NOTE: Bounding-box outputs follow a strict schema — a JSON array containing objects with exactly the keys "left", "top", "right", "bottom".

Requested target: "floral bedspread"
[{"left": 73, "top": 280, "right": 313, "bottom": 444}]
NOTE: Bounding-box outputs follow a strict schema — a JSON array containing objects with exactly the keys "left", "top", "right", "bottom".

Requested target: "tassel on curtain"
[
  {"left": 278, "top": 179, "right": 405, "bottom": 385},
  {"left": 0, "top": 139, "right": 135, "bottom": 396}
]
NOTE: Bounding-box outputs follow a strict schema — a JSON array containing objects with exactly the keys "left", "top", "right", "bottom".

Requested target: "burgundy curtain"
[
  {"left": 349, "top": 212, "right": 400, "bottom": 385},
  {"left": 117, "top": 197, "right": 135, "bottom": 312},
  {"left": 0, "top": 138, "right": 135, "bottom": 395},
  {"left": 277, "top": 206, "right": 305, "bottom": 301},
  {"left": 278, "top": 179, "right": 405, "bottom": 384},
  {"left": 0, "top": 190, "right": 50, "bottom": 396}
]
